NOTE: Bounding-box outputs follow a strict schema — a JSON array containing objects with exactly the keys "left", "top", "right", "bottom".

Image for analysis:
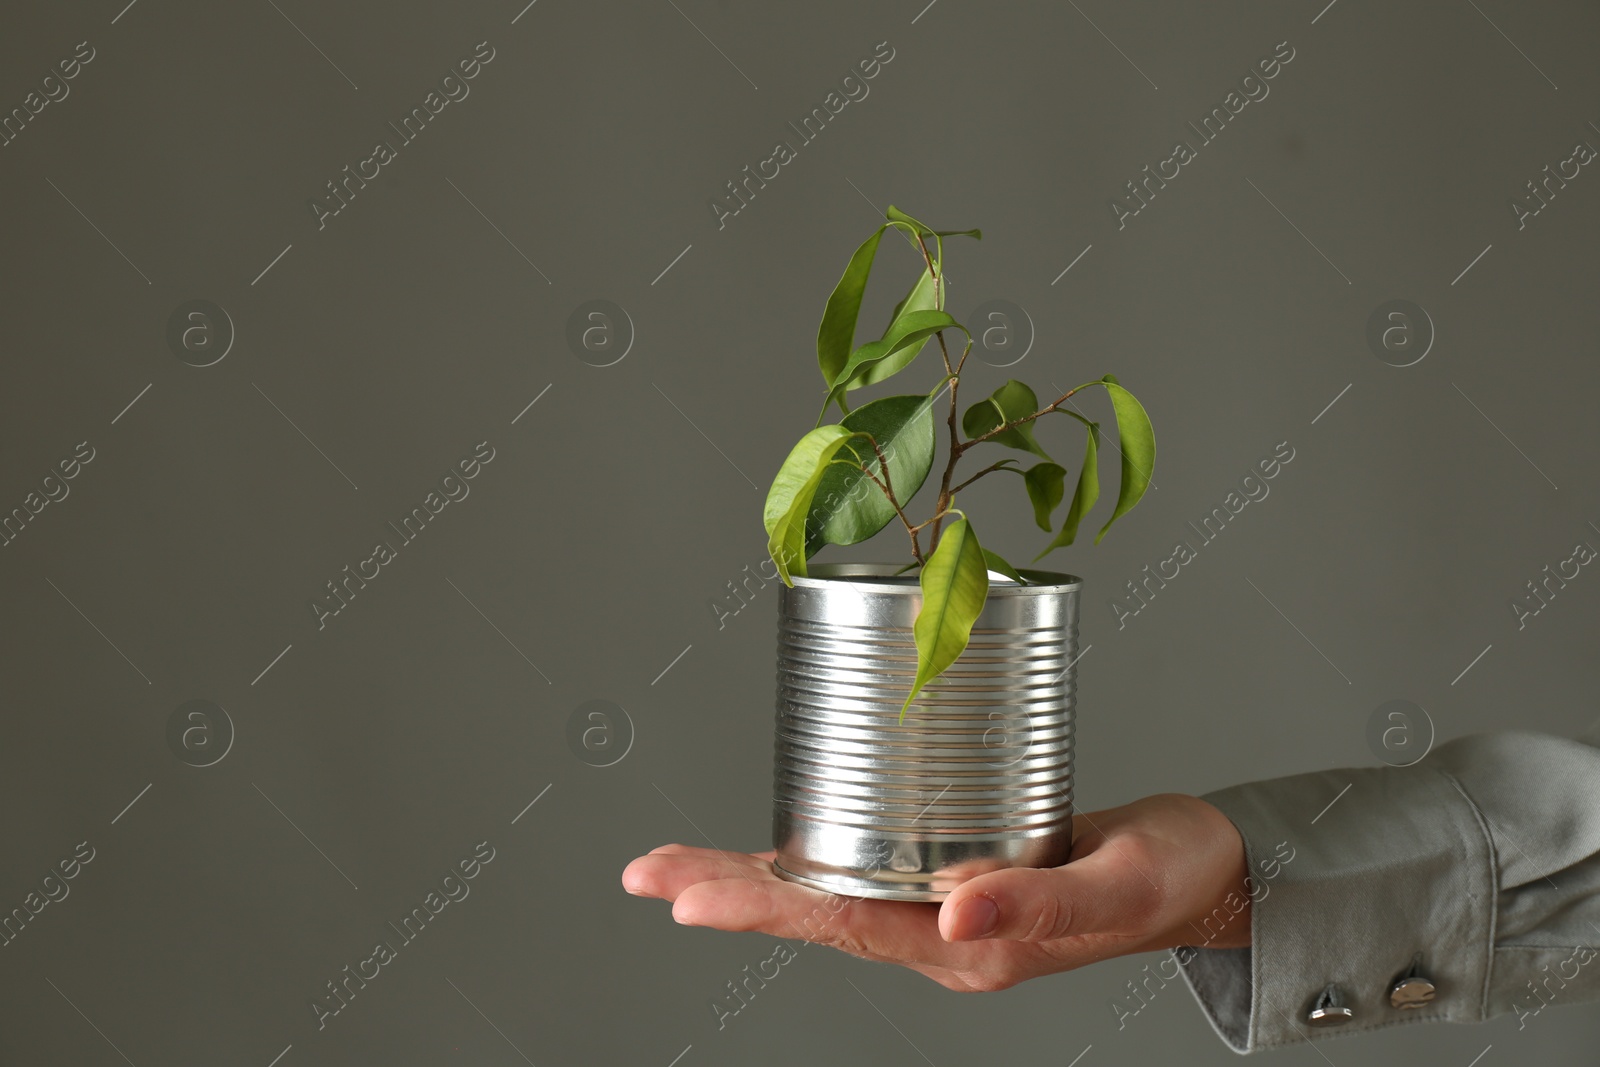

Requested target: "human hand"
[{"left": 622, "top": 793, "right": 1249, "bottom": 992}]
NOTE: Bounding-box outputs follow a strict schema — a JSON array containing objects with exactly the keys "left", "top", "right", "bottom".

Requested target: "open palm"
[{"left": 622, "top": 793, "right": 1248, "bottom": 992}]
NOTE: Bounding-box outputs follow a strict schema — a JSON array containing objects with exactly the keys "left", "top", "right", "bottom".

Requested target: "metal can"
[{"left": 771, "top": 563, "right": 1081, "bottom": 900}]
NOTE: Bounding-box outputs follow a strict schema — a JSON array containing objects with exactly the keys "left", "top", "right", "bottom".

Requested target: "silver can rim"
[{"left": 791, "top": 561, "right": 1084, "bottom": 595}]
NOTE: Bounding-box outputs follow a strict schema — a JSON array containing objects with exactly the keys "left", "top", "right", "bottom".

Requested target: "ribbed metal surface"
[{"left": 771, "top": 563, "right": 1081, "bottom": 901}]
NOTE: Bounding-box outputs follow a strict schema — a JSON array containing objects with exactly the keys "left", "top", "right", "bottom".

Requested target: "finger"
[
  {"left": 938, "top": 847, "right": 1158, "bottom": 944},
  {"left": 671, "top": 875, "right": 990, "bottom": 990},
  {"left": 623, "top": 850, "right": 778, "bottom": 901},
  {"left": 646, "top": 843, "right": 772, "bottom": 869},
  {"left": 675, "top": 876, "right": 978, "bottom": 972},
  {"left": 672, "top": 875, "right": 833, "bottom": 933}
]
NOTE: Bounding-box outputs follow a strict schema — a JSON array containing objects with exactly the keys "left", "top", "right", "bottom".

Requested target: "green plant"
[{"left": 764, "top": 206, "right": 1156, "bottom": 719}]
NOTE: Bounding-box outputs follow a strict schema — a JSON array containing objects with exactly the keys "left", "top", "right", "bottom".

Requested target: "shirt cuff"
[{"left": 1177, "top": 762, "right": 1496, "bottom": 1052}]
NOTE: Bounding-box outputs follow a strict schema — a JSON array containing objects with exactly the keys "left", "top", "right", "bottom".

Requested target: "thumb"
[{"left": 938, "top": 854, "right": 1158, "bottom": 943}]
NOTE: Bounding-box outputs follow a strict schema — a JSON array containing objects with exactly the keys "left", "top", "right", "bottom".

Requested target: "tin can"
[{"left": 771, "top": 563, "right": 1081, "bottom": 900}]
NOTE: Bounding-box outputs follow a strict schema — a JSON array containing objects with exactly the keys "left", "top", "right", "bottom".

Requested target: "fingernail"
[{"left": 954, "top": 895, "right": 999, "bottom": 940}]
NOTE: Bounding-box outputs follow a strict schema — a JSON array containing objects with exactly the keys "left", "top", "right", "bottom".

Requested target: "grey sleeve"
[{"left": 1177, "top": 728, "right": 1600, "bottom": 1053}]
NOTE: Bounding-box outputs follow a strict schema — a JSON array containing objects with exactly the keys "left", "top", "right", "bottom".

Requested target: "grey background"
[{"left": 2, "top": 0, "right": 1596, "bottom": 1064}]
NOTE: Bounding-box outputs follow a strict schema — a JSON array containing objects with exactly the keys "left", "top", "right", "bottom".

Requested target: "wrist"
[{"left": 1161, "top": 795, "right": 1252, "bottom": 951}]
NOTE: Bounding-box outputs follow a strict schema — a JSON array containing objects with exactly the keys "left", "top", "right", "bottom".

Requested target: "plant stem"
[
  {"left": 860, "top": 433, "right": 897, "bottom": 503},
  {"left": 958, "top": 382, "right": 1096, "bottom": 452},
  {"left": 910, "top": 508, "right": 960, "bottom": 537},
  {"left": 860, "top": 465, "right": 925, "bottom": 565},
  {"left": 934, "top": 343, "right": 981, "bottom": 544},
  {"left": 929, "top": 338, "right": 971, "bottom": 547},
  {"left": 858, "top": 434, "right": 925, "bottom": 564},
  {"left": 950, "top": 459, "right": 1019, "bottom": 495},
  {"left": 906, "top": 228, "right": 966, "bottom": 551},
  {"left": 889, "top": 230, "right": 1074, "bottom": 566},
  {"left": 930, "top": 376, "right": 960, "bottom": 547},
  {"left": 910, "top": 231, "right": 957, "bottom": 379},
  {"left": 923, "top": 378, "right": 1096, "bottom": 552},
  {"left": 953, "top": 337, "right": 973, "bottom": 379}
]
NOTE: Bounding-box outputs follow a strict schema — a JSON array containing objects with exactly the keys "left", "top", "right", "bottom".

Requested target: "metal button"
[
  {"left": 1307, "top": 983, "right": 1354, "bottom": 1026},
  {"left": 1389, "top": 953, "right": 1437, "bottom": 1009}
]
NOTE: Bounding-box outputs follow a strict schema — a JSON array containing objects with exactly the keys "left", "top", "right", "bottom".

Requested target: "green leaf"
[
  {"left": 981, "top": 548, "right": 1029, "bottom": 584},
  {"left": 885, "top": 205, "right": 936, "bottom": 241},
  {"left": 764, "top": 425, "right": 857, "bottom": 585},
  {"left": 961, "top": 380, "right": 1053, "bottom": 461},
  {"left": 817, "top": 212, "right": 979, "bottom": 414},
  {"left": 819, "top": 310, "right": 965, "bottom": 420},
  {"left": 1034, "top": 423, "right": 1100, "bottom": 560},
  {"left": 864, "top": 272, "right": 944, "bottom": 387},
  {"left": 901, "top": 515, "right": 989, "bottom": 722},
  {"left": 804, "top": 394, "right": 938, "bottom": 556},
  {"left": 816, "top": 225, "right": 889, "bottom": 393},
  {"left": 884, "top": 270, "right": 930, "bottom": 324},
  {"left": 890, "top": 262, "right": 943, "bottom": 324},
  {"left": 882, "top": 208, "right": 980, "bottom": 298},
  {"left": 861, "top": 265, "right": 942, "bottom": 389},
  {"left": 885, "top": 205, "right": 981, "bottom": 244},
  {"left": 1095, "top": 379, "right": 1155, "bottom": 544},
  {"left": 1023, "top": 462, "right": 1067, "bottom": 531}
]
